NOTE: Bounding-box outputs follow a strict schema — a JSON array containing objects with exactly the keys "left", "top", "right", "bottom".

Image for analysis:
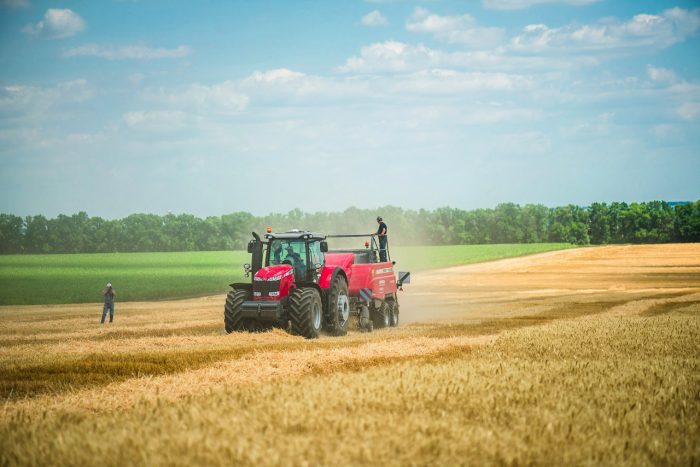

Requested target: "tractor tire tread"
[
  {"left": 224, "top": 289, "right": 248, "bottom": 333},
  {"left": 325, "top": 276, "right": 349, "bottom": 336},
  {"left": 388, "top": 299, "right": 399, "bottom": 327},
  {"left": 371, "top": 300, "right": 390, "bottom": 329},
  {"left": 289, "top": 288, "right": 322, "bottom": 339}
]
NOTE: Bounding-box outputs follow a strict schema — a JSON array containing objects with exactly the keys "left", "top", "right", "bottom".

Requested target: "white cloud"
[
  {"left": 512, "top": 7, "right": 700, "bottom": 52},
  {"left": 153, "top": 81, "right": 249, "bottom": 114},
  {"left": 483, "top": 0, "right": 601, "bottom": 10},
  {"left": 1, "top": 0, "right": 30, "bottom": 8},
  {"left": 362, "top": 10, "right": 388, "bottom": 27},
  {"left": 240, "top": 69, "right": 373, "bottom": 102},
  {"left": 63, "top": 44, "right": 192, "bottom": 60},
  {"left": 663, "top": 6, "right": 700, "bottom": 35},
  {"left": 392, "top": 69, "right": 531, "bottom": 94},
  {"left": 123, "top": 110, "right": 187, "bottom": 131},
  {"left": 338, "top": 41, "right": 444, "bottom": 73},
  {"left": 406, "top": 7, "right": 505, "bottom": 48},
  {"left": 22, "top": 8, "right": 85, "bottom": 39},
  {"left": 650, "top": 124, "right": 679, "bottom": 138},
  {"left": 338, "top": 40, "right": 587, "bottom": 73},
  {"left": 646, "top": 65, "right": 677, "bottom": 84},
  {"left": 407, "top": 7, "right": 472, "bottom": 33},
  {"left": 677, "top": 102, "right": 700, "bottom": 120},
  {"left": 245, "top": 68, "right": 305, "bottom": 83},
  {"left": 0, "top": 79, "right": 92, "bottom": 115}
]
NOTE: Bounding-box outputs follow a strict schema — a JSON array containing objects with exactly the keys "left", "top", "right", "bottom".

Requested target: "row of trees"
[{"left": 1, "top": 201, "right": 698, "bottom": 254}]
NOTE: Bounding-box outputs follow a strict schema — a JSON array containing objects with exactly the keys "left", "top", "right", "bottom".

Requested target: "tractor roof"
[{"left": 264, "top": 230, "right": 327, "bottom": 241}]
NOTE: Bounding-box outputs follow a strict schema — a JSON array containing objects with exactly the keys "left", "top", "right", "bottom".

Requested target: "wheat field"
[{"left": 1, "top": 244, "right": 699, "bottom": 465}]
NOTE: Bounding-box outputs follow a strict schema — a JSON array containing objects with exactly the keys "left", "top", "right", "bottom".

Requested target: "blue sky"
[{"left": 1, "top": 0, "right": 699, "bottom": 218}]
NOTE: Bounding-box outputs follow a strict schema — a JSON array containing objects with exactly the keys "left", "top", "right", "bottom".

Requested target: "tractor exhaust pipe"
[{"left": 249, "top": 232, "right": 264, "bottom": 281}]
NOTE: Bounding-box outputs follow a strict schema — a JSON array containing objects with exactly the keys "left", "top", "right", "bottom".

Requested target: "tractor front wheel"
[
  {"left": 224, "top": 289, "right": 248, "bottom": 333},
  {"left": 325, "top": 276, "right": 350, "bottom": 336},
  {"left": 289, "top": 287, "right": 323, "bottom": 339}
]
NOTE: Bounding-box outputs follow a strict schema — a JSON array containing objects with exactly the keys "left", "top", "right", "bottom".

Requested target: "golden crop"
[{"left": 1, "top": 245, "right": 698, "bottom": 465}]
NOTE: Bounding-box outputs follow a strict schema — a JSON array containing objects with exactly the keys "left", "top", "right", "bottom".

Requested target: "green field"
[{"left": 0, "top": 244, "right": 573, "bottom": 305}]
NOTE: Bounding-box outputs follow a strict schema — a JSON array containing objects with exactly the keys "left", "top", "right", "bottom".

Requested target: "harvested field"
[{"left": 1, "top": 244, "right": 699, "bottom": 465}]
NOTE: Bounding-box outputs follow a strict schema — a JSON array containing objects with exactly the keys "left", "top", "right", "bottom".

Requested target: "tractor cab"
[
  {"left": 245, "top": 230, "right": 328, "bottom": 284},
  {"left": 264, "top": 230, "right": 327, "bottom": 282}
]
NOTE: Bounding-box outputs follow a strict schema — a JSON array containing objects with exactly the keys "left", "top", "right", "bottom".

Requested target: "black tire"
[
  {"left": 388, "top": 299, "right": 399, "bottom": 327},
  {"left": 325, "top": 276, "right": 350, "bottom": 336},
  {"left": 289, "top": 287, "right": 323, "bottom": 339},
  {"left": 371, "top": 301, "right": 390, "bottom": 329},
  {"left": 224, "top": 289, "right": 248, "bottom": 333}
]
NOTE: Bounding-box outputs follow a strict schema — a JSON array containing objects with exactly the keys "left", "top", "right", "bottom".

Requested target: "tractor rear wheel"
[
  {"left": 289, "top": 287, "right": 323, "bottom": 339},
  {"left": 371, "top": 301, "right": 390, "bottom": 329},
  {"left": 224, "top": 289, "right": 248, "bottom": 333},
  {"left": 325, "top": 276, "right": 350, "bottom": 336}
]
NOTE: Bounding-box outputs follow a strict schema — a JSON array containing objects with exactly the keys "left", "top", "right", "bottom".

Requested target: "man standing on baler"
[{"left": 375, "top": 216, "right": 388, "bottom": 262}]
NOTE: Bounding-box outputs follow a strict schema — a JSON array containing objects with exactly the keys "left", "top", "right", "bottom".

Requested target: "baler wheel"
[
  {"left": 325, "top": 276, "right": 350, "bottom": 336},
  {"left": 224, "top": 289, "right": 249, "bottom": 333},
  {"left": 289, "top": 287, "right": 323, "bottom": 339},
  {"left": 388, "top": 300, "right": 399, "bottom": 327},
  {"left": 372, "top": 301, "right": 390, "bottom": 329}
]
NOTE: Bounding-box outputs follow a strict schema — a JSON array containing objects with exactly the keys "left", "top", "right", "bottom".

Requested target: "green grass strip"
[{"left": 0, "top": 244, "right": 573, "bottom": 305}]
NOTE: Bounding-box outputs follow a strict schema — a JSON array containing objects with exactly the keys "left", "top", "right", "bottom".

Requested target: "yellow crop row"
[{"left": 1, "top": 307, "right": 697, "bottom": 465}]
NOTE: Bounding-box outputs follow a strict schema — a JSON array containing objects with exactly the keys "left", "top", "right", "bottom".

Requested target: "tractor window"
[
  {"left": 309, "top": 240, "right": 325, "bottom": 267},
  {"left": 268, "top": 239, "right": 306, "bottom": 267}
]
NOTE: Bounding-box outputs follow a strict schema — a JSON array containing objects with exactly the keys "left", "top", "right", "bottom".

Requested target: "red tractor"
[{"left": 224, "top": 230, "right": 410, "bottom": 338}]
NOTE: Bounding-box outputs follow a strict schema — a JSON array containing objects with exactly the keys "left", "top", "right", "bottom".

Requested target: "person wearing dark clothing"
[
  {"left": 285, "top": 247, "right": 306, "bottom": 278},
  {"left": 375, "top": 216, "right": 388, "bottom": 262},
  {"left": 101, "top": 283, "right": 116, "bottom": 324},
  {"left": 272, "top": 243, "right": 283, "bottom": 264}
]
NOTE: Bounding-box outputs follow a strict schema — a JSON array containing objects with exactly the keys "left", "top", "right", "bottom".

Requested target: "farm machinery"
[{"left": 224, "top": 229, "right": 410, "bottom": 338}]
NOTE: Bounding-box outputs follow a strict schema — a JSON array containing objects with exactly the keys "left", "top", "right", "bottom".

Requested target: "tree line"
[{"left": 0, "top": 200, "right": 698, "bottom": 254}]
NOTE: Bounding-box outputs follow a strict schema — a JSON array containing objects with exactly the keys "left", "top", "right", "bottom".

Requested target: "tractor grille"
[{"left": 254, "top": 280, "right": 281, "bottom": 298}]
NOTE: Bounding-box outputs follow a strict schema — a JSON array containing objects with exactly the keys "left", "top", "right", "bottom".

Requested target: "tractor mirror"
[
  {"left": 320, "top": 241, "right": 328, "bottom": 253},
  {"left": 247, "top": 240, "right": 256, "bottom": 254}
]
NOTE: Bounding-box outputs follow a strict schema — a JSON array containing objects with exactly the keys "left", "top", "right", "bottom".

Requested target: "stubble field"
[{"left": 1, "top": 244, "right": 699, "bottom": 465}]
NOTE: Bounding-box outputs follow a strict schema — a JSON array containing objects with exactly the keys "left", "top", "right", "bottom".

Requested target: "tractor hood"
[{"left": 254, "top": 264, "right": 294, "bottom": 282}]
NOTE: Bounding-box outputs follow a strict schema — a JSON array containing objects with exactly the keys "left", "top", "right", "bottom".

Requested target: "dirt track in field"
[{"left": 400, "top": 244, "right": 700, "bottom": 324}]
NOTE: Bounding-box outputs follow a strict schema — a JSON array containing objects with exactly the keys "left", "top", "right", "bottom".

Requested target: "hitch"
[{"left": 359, "top": 305, "right": 373, "bottom": 332}]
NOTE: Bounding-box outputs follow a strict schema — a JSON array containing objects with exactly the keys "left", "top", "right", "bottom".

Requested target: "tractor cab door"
[
  {"left": 308, "top": 240, "right": 325, "bottom": 271},
  {"left": 268, "top": 239, "right": 308, "bottom": 282}
]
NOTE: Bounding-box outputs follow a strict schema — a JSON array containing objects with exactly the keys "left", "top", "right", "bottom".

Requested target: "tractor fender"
[
  {"left": 293, "top": 281, "right": 323, "bottom": 296},
  {"left": 230, "top": 283, "right": 252, "bottom": 292},
  {"left": 317, "top": 265, "right": 347, "bottom": 293},
  {"left": 319, "top": 264, "right": 346, "bottom": 289},
  {"left": 328, "top": 267, "right": 348, "bottom": 291}
]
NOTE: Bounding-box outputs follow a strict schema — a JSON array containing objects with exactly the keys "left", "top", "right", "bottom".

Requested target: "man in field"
[
  {"left": 101, "top": 282, "right": 116, "bottom": 324},
  {"left": 374, "top": 216, "right": 388, "bottom": 262}
]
